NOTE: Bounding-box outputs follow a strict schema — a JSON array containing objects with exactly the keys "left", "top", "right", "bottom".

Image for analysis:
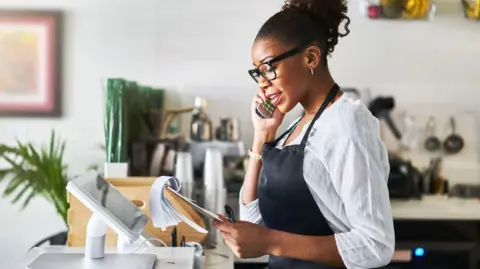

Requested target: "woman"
[{"left": 213, "top": 0, "right": 395, "bottom": 268}]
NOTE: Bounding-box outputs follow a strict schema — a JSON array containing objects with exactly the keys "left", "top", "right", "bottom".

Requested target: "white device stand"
[
  {"left": 83, "top": 214, "right": 204, "bottom": 269},
  {"left": 64, "top": 171, "right": 206, "bottom": 269},
  {"left": 85, "top": 214, "right": 107, "bottom": 259},
  {"left": 85, "top": 214, "right": 138, "bottom": 259},
  {"left": 116, "top": 234, "right": 133, "bottom": 251},
  {"left": 66, "top": 171, "right": 153, "bottom": 260}
]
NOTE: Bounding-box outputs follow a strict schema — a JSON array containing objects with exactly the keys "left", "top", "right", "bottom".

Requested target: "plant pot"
[
  {"left": 29, "top": 231, "right": 68, "bottom": 250},
  {"left": 104, "top": 162, "right": 129, "bottom": 178}
]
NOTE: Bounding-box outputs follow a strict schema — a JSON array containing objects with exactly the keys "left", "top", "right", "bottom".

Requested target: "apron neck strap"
[
  {"left": 300, "top": 83, "right": 340, "bottom": 147},
  {"left": 273, "top": 116, "right": 302, "bottom": 145}
]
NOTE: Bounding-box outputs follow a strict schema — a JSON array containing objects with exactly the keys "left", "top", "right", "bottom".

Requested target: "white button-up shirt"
[{"left": 239, "top": 94, "right": 395, "bottom": 269}]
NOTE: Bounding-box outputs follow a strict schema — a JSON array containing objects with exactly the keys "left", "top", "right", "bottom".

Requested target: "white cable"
[
  {"left": 129, "top": 237, "right": 229, "bottom": 267},
  {"left": 204, "top": 251, "right": 230, "bottom": 267},
  {"left": 130, "top": 237, "right": 167, "bottom": 254}
]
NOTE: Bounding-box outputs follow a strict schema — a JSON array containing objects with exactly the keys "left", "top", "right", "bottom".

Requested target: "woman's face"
[{"left": 250, "top": 39, "right": 312, "bottom": 114}]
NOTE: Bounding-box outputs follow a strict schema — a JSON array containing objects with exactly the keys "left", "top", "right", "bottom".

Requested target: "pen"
[
  {"left": 224, "top": 204, "right": 236, "bottom": 223},
  {"left": 171, "top": 227, "right": 177, "bottom": 247}
]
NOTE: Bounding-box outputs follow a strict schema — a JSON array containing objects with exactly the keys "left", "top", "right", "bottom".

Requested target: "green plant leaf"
[
  {"left": 0, "top": 168, "right": 12, "bottom": 182},
  {"left": 0, "top": 129, "right": 70, "bottom": 225},
  {"left": 22, "top": 189, "right": 36, "bottom": 209},
  {"left": 11, "top": 183, "right": 31, "bottom": 204},
  {"left": 49, "top": 129, "right": 55, "bottom": 158},
  {"left": 4, "top": 175, "right": 27, "bottom": 196}
]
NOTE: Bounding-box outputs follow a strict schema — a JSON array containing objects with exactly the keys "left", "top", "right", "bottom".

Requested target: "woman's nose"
[{"left": 258, "top": 75, "right": 272, "bottom": 90}]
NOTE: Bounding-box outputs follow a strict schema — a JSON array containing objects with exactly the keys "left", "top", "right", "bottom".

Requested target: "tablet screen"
[{"left": 70, "top": 172, "right": 150, "bottom": 238}]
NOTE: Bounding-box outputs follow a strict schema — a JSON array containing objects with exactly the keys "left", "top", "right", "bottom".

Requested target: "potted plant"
[{"left": 0, "top": 130, "right": 69, "bottom": 247}]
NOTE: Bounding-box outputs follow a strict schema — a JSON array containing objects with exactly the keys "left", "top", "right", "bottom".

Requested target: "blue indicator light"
[{"left": 414, "top": 248, "right": 424, "bottom": 257}]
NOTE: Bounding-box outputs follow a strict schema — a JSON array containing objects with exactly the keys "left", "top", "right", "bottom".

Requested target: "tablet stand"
[
  {"left": 85, "top": 214, "right": 137, "bottom": 259},
  {"left": 66, "top": 171, "right": 152, "bottom": 260},
  {"left": 85, "top": 213, "right": 107, "bottom": 259}
]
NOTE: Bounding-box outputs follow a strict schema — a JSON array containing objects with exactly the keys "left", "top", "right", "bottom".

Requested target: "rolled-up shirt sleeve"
[
  {"left": 331, "top": 135, "right": 395, "bottom": 268},
  {"left": 238, "top": 187, "right": 263, "bottom": 224}
]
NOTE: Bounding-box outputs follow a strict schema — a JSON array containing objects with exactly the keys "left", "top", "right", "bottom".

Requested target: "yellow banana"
[
  {"left": 474, "top": 0, "right": 480, "bottom": 18},
  {"left": 418, "top": 0, "right": 430, "bottom": 18},
  {"left": 403, "top": 0, "right": 416, "bottom": 17},
  {"left": 382, "top": 0, "right": 431, "bottom": 19},
  {"left": 464, "top": 0, "right": 476, "bottom": 19},
  {"left": 403, "top": 0, "right": 422, "bottom": 18},
  {"left": 404, "top": 0, "right": 416, "bottom": 11}
]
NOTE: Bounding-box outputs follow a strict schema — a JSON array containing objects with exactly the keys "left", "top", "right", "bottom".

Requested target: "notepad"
[{"left": 150, "top": 176, "right": 222, "bottom": 234}]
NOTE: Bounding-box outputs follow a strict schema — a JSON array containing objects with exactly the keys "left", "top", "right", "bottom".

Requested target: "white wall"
[{"left": 0, "top": 0, "right": 479, "bottom": 267}]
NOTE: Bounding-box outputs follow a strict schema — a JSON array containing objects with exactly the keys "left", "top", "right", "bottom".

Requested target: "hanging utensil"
[
  {"left": 368, "top": 96, "right": 402, "bottom": 140},
  {"left": 423, "top": 116, "right": 441, "bottom": 152},
  {"left": 443, "top": 117, "right": 464, "bottom": 154},
  {"left": 400, "top": 114, "right": 423, "bottom": 150}
]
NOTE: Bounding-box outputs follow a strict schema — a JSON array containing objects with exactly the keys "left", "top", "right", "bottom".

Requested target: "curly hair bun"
[{"left": 282, "top": 0, "right": 351, "bottom": 54}]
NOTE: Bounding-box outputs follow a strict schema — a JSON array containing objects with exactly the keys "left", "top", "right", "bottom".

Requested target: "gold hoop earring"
[{"left": 310, "top": 68, "right": 314, "bottom": 75}]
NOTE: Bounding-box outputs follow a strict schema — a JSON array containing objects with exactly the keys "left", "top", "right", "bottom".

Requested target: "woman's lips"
[{"left": 268, "top": 93, "right": 282, "bottom": 105}]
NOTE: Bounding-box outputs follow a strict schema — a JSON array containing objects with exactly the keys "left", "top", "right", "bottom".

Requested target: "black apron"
[{"left": 258, "top": 83, "right": 344, "bottom": 269}]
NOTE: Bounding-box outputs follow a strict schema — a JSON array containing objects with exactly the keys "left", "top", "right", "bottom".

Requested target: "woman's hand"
[
  {"left": 251, "top": 92, "right": 285, "bottom": 143},
  {"left": 213, "top": 216, "right": 274, "bottom": 259}
]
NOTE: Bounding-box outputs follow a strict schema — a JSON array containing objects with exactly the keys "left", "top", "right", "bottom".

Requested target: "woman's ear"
[{"left": 303, "top": 46, "right": 321, "bottom": 69}]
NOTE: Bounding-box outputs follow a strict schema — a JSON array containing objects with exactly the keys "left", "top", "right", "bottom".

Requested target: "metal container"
[{"left": 217, "top": 117, "right": 241, "bottom": 141}]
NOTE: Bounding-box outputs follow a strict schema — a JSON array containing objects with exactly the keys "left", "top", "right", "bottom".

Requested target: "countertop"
[
  {"left": 390, "top": 195, "right": 480, "bottom": 220},
  {"left": 8, "top": 243, "right": 234, "bottom": 269}
]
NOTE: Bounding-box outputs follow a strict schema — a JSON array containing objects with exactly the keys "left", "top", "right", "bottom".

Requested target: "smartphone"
[{"left": 255, "top": 99, "right": 276, "bottom": 119}]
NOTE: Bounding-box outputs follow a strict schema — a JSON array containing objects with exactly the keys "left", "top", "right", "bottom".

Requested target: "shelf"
[
  {"left": 360, "top": 0, "right": 436, "bottom": 20},
  {"left": 360, "top": 0, "right": 480, "bottom": 20}
]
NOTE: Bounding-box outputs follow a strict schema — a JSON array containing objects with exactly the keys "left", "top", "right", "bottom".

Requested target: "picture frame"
[{"left": 0, "top": 10, "right": 63, "bottom": 117}]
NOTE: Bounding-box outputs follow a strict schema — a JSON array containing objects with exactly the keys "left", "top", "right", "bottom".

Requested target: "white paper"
[{"left": 150, "top": 176, "right": 221, "bottom": 234}]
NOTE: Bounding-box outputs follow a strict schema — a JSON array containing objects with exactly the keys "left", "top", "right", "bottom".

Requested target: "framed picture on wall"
[{"left": 0, "top": 10, "right": 63, "bottom": 117}]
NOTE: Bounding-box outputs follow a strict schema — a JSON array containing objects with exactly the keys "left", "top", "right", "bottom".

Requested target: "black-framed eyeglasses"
[{"left": 248, "top": 44, "right": 308, "bottom": 83}]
